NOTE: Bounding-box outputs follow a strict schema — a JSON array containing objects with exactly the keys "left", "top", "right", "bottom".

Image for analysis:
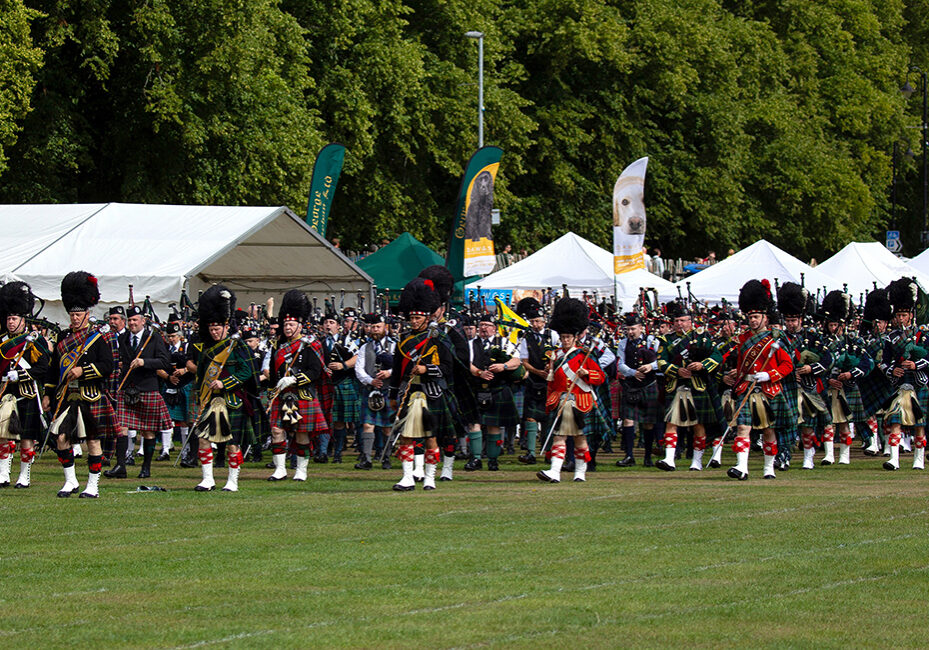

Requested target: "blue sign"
[
  {"left": 886, "top": 230, "right": 902, "bottom": 253},
  {"left": 465, "top": 288, "right": 512, "bottom": 306}
]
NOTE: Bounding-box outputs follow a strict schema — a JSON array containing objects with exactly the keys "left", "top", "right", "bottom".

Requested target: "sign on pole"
[{"left": 886, "top": 230, "right": 902, "bottom": 254}]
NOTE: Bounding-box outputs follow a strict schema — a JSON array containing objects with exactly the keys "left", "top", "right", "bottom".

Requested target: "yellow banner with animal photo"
[{"left": 612, "top": 157, "right": 648, "bottom": 274}]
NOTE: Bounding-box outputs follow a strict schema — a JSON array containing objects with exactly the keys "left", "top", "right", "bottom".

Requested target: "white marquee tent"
[
  {"left": 674, "top": 240, "right": 839, "bottom": 304},
  {"left": 0, "top": 203, "right": 372, "bottom": 323},
  {"left": 464, "top": 232, "right": 676, "bottom": 305},
  {"left": 818, "top": 242, "right": 929, "bottom": 297},
  {"left": 904, "top": 245, "right": 929, "bottom": 277}
]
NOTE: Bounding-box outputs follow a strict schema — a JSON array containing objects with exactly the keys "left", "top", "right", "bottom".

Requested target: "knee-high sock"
[
  {"left": 524, "top": 421, "right": 539, "bottom": 455},
  {"left": 142, "top": 437, "right": 156, "bottom": 469},
  {"left": 317, "top": 432, "right": 331, "bottom": 456},
  {"left": 114, "top": 435, "right": 129, "bottom": 465},
  {"left": 360, "top": 430, "right": 375, "bottom": 457},
  {"left": 468, "top": 429, "right": 482, "bottom": 457},
  {"left": 179, "top": 427, "right": 189, "bottom": 455},
  {"left": 161, "top": 429, "right": 173, "bottom": 451},
  {"left": 332, "top": 427, "right": 346, "bottom": 453},
  {"left": 644, "top": 426, "right": 658, "bottom": 460},
  {"left": 486, "top": 431, "right": 503, "bottom": 459},
  {"left": 622, "top": 425, "right": 635, "bottom": 458}
]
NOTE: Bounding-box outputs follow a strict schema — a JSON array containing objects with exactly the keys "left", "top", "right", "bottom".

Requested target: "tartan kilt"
[
  {"left": 620, "top": 381, "right": 659, "bottom": 425},
  {"left": 395, "top": 388, "right": 456, "bottom": 440},
  {"left": 331, "top": 377, "right": 362, "bottom": 424},
  {"left": 163, "top": 382, "right": 192, "bottom": 422},
  {"left": 85, "top": 396, "right": 120, "bottom": 439},
  {"left": 360, "top": 385, "right": 395, "bottom": 427},
  {"left": 665, "top": 384, "right": 723, "bottom": 427},
  {"left": 858, "top": 371, "right": 894, "bottom": 418},
  {"left": 737, "top": 389, "right": 792, "bottom": 430},
  {"left": 512, "top": 384, "right": 525, "bottom": 416},
  {"left": 829, "top": 384, "right": 865, "bottom": 424},
  {"left": 1, "top": 395, "right": 44, "bottom": 441},
  {"left": 117, "top": 390, "right": 173, "bottom": 432},
  {"left": 194, "top": 406, "right": 252, "bottom": 446},
  {"left": 779, "top": 379, "right": 799, "bottom": 439},
  {"left": 610, "top": 379, "right": 622, "bottom": 419},
  {"left": 479, "top": 384, "right": 520, "bottom": 428},
  {"left": 883, "top": 383, "right": 929, "bottom": 427},
  {"left": 523, "top": 381, "right": 548, "bottom": 421},
  {"left": 584, "top": 397, "right": 614, "bottom": 439},
  {"left": 797, "top": 387, "right": 832, "bottom": 430},
  {"left": 269, "top": 391, "right": 328, "bottom": 435}
]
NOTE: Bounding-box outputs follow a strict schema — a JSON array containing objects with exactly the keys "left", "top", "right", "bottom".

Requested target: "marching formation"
[{"left": 0, "top": 267, "right": 925, "bottom": 498}]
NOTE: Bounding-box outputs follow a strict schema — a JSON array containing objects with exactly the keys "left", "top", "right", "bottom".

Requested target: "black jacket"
[{"left": 118, "top": 328, "right": 171, "bottom": 393}]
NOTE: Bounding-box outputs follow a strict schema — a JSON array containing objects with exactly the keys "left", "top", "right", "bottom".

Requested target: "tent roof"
[
  {"left": 906, "top": 245, "right": 929, "bottom": 276},
  {"left": 465, "top": 232, "right": 674, "bottom": 302},
  {"left": 0, "top": 203, "right": 371, "bottom": 320},
  {"left": 675, "top": 240, "right": 838, "bottom": 303},
  {"left": 818, "top": 242, "right": 929, "bottom": 295},
  {"left": 355, "top": 232, "right": 443, "bottom": 292}
]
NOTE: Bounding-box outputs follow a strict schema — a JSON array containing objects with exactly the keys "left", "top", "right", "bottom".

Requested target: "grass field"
[{"left": 2, "top": 448, "right": 928, "bottom": 649}]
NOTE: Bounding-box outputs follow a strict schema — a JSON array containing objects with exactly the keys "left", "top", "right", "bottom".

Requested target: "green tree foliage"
[
  {"left": 0, "top": 0, "right": 43, "bottom": 176},
  {"left": 0, "top": 0, "right": 926, "bottom": 258}
]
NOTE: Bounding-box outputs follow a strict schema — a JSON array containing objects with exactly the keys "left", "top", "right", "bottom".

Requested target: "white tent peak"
[
  {"left": 818, "top": 241, "right": 929, "bottom": 295},
  {"left": 675, "top": 239, "right": 838, "bottom": 304}
]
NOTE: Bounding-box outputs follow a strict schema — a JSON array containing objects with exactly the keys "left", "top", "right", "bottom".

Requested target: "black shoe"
[
  {"left": 536, "top": 470, "right": 559, "bottom": 483},
  {"left": 13, "top": 482, "right": 28, "bottom": 489},
  {"left": 642, "top": 458, "right": 654, "bottom": 467},
  {"left": 820, "top": 459, "right": 833, "bottom": 466},
  {"left": 883, "top": 461, "right": 898, "bottom": 471},
  {"left": 354, "top": 455, "right": 372, "bottom": 470},
  {"left": 517, "top": 453, "right": 537, "bottom": 465},
  {"left": 616, "top": 456, "right": 636, "bottom": 467},
  {"left": 57, "top": 486, "right": 79, "bottom": 498},
  {"left": 103, "top": 465, "right": 127, "bottom": 479},
  {"left": 78, "top": 491, "right": 99, "bottom": 498},
  {"left": 763, "top": 473, "right": 776, "bottom": 479},
  {"left": 333, "top": 453, "right": 342, "bottom": 464},
  {"left": 464, "top": 458, "right": 482, "bottom": 471},
  {"left": 156, "top": 452, "right": 170, "bottom": 462},
  {"left": 773, "top": 459, "right": 785, "bottom": 471},
  {"left": 588, "top": 459, "right": 597, "bottom": 472},
  {"left": 0, "top": 480, "right": 9, "bottom": 488},
  {"left": 505, "top": 445, "right": 515, "bottom": 454},
  {"left": 265, "top": 462, "right": 276, "bottom": 469},
  {"left": 180, "top": 457, "right": 197, "bottom": 468},
  {"left": 708, "top": 459, "right": 721, "bottom": 468},
  {"left": 655, "top": 459, "right": 675, "bottom": 472},
  {"left": 138, "top": 467, "right": 151, "bottom": 479},
  {"left": 313, "top": 454, "right": 328, "bottom": 464},
  {"left": 727, "top": 467, "right": 748, "bottom": 480},
  {"left": 381, "top": 458, "right": 392, "bottom": 470},
  {"left": 563, "top": 460, "right": 575, "bottom": 472},
  {"left": 194, "top": 484, "right": 215, "bottom": 491},
  {"left": 454, "top": 451, "right": 468, "bottom": 461},
  {"left": 487, "top": 458, "right": 499, "bottom": 471},
  {"left": 125, "top": 456, "right": 135, "bottom": 466},
  {"left": 392, "top": 483, "right": 415, "bottom": 492},
  {"left": 101, "top": 457, "right": 111, "bottom": 468}
]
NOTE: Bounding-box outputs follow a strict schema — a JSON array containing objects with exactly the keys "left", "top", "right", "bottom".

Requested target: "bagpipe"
[{"left": 366, "top": 347, "right": 395, "bottom": 412}]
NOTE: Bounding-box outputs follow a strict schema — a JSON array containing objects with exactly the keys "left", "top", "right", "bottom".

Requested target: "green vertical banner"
[
  {"left": 305, "top": 143, "right": 346, "bottom": 236},
  {"left": 446, "top": 146, "right": 503, "bottom": 282}
]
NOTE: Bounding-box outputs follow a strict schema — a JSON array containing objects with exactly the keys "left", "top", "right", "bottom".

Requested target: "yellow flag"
[{"left": 494, "top": 297, "right": 528, "bottom": 345}]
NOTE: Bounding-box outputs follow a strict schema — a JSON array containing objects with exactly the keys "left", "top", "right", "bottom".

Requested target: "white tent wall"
[
  {"left": 817, "top": 242, "right": 929, "bottom": 298},
  {"left": 1, "top": 203, "right": 371, "bottom": 324}
]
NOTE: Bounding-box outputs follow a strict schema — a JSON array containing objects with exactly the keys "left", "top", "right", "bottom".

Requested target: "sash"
[
  {"left": 0, "top": 333, "right": 28, "bottom": 374},
  {"left": 57, "top": 328, "right": 102, "bottom": 384},
  {"left": 199, "top": 339, "right": 234, "bottom": 406},
  {"left": 274, "top": 339, "right": 303, "bottom": 376},
  {"left": 398, "top": 331, "right": 438, "bottom": 377},
  {"left": 737, "top": 331, "right": 774, "bottom": 379}
]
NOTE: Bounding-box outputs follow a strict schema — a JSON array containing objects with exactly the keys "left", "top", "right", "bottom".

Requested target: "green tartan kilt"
[
  {"left": 399, "top": 389, "right": 455, "bottom": 440},
  {"left": 665, "top": 384, "right": 723, "bottom": 427},
  {"left": 332, "top": 377, "right": 362, "bottom": 424},
  {"left": 164, "top": 382, "right": 191, "bottom": 422},
  {"left": 522, "top": 380, "right": 548, "bottom": 421},
  {"left": 737, "top": 389, "right": 792, "bottom": 430},
  {"left": 194, "top": 404, "right": 254, "bottom": 447},
  {"left": 883, "top": 383, "right": 929, "bottom": 427},
  {"left": 779, "top": 379, "right": 799, "bottom": 438},
  {"left": 858, "top": 371, "right": 894, "bottom": 418},
  {"left": 797, "top": 387, "right": 832, "bottom": 430},
  {"left": 360, "top": 386, "right": 395, "bottom": 428},
  {"left": 620, "top": 381, "right": 659, "bottom": 425},
  {"left": 584, "top": 397, "right": 614, "bottom": 439},
  {"left": 479, "top": 384, "right": 521, "bottom": 428},
  {"left": 829, "top": 384, "right": 865, "bottom": 423}
]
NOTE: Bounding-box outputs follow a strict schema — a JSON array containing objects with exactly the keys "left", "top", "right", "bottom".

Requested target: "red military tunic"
[
  {"left": 546, "top": 347, "right": 606, "bottom": 413},
  {"left": 734, "top": 329, "right": 794, "bottom": 398}
]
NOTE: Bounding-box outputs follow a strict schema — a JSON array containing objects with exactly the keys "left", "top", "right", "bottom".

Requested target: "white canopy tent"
[
  {"left": 675, "top": 240, "right": 839, "bottom": 304},
  {"left": 464, "top": 232, "right": 676, "bottom": 306},
  {"left": 818, "top": 242, "right": 929, "bottom": 297},
  {"left": 0, "top": 203, "right": 372, "bottom": 323},
  {"left": 905, "top": 245, "right": 929, "bottom": 276}
]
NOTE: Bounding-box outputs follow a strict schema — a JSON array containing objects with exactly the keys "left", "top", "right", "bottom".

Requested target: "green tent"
[{"left": 356, "top": 233, "right": 444, "bottom": 297}]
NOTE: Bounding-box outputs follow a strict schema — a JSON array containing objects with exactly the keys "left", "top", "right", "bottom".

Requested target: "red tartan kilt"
[
  {"left": 270, "top": 391, "right": 328, "bottom": 435},
  {"left": 117, "top": 391, "right": 174, "bottom": 432},
  {"left": 88, "top": 397, "right": 121, "bottom": 439}
]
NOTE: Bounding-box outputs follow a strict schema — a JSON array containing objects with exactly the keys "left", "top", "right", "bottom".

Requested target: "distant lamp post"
[
  {"left": 891, "top": 141, "right": 915, "bottom": 230},
  {"left": 465, "top": 30, "right": 484, "bottom": 148},
  {"left": 902, "top": 66, "right": 928, "bottom": 242}
]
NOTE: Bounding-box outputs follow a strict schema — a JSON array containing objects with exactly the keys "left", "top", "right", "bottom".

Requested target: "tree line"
[{"left": 1, "top": 0, "right": 927, "bottom": 259}]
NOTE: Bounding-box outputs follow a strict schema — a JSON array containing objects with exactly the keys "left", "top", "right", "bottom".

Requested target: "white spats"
[
  {"left": 222, "top": 466, "right": 240, "bottom": 492},
  {"left": 80, "top": 470, "right": 100, "bottom": 498},
  {"left": 440, "top": 455, "right": 455, "bottom": 481},
  {"left": 293, "top": 455, "right": 308, "bottom": 481},
  {"left": 690, "top": 448, "right": 704, "bottom": 471},
  {"left": 883, "top": 445, "right": 900, "bottom": 471},
  {"left": 708, "top": 442, "right": 723, "bottom": 468},
  {"left": 838, "top": 443, "right": 851, "bottom": 465},
  {"left": 0, "top": 453, "right": 10, "bottom": 486},
  {"left": 196, "top": 458, "right": 216, "bottom": 491},
  {"left": 59, "top": 465, "right": 79, "bottom": 496},
  {"left": 423, "top": 460, "right": 437, "bottom": 490},
  {"left": 268, "top": 453, "right": 287, "bottom": 481},
  {"left": 537, "top": 452, "right": 564, "bottom": 483},
  {"left": 15, "top": 459, "right": 31, "bottom": 487},
  {"left": 802, "top": 446, "right": 815, "bottom": 470},
  {"left": 413, "top": 454, "right": 425, "bottom": 482},
  {"left": 393, "top": 459, "right": 416, "bottom": 491},
  {"left": 762, "top": 453, "right": 776, "bottom": 479},
  {"left": 821, "top": 440, "right": 835, "bottom": 466},
  {"left": 573, "top": 458, "right": 587, "bottom": 482},
  {"left": 913, "top": 447, "right": 925, "bottom": 470}
]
